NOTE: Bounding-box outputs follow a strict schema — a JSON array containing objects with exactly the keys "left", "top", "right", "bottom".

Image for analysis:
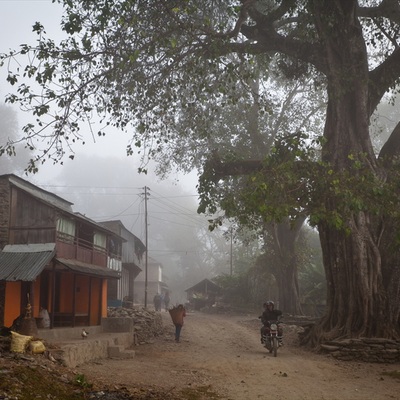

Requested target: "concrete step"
[
  {"left": 37, "top": 317, "right": 136, "bottom": 367},
  {"left": 54, "top": 332, "right": 134, "bottom": 367},
  {"left": 108, "top": 345, "right": 135, "bottom": 359}
]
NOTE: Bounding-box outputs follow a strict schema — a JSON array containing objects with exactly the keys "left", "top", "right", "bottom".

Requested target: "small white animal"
[
  {"left": 81, "top": 329, "right": 89, "bottom": 339},
  {"left": 45, "top": 351, "right": 57, "bottom": 362}
]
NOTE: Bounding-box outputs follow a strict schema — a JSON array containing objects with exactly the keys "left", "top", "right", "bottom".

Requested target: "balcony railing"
[{"left": 55, "top": 232, "right": 120, "bottom": 267}]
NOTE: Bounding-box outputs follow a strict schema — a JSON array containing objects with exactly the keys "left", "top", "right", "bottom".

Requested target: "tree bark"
[
  {"left": 267, "top": 219, "right": 304, "bottom": 315},
  {"left": 303, "top": 0, "right": 399, "bottom": 343}
]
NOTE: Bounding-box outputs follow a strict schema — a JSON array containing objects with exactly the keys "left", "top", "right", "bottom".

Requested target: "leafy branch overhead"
[
  {"left": 1, "top": 1, "right": 398, "bottom": 169},
  {"left": 198, "top": 132, "right": 400, "bottom": 233}
]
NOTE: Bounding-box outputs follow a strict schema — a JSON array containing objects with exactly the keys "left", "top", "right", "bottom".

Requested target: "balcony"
[{"left": 56, "top": 232, "right": 107, "bottom": 267}]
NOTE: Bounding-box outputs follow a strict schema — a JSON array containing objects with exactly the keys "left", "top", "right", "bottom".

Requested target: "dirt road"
[{"left": 78, "top": 311, "right": 399, "bottom": 400}]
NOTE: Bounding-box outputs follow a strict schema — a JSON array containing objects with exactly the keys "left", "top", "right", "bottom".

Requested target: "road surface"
[{"left": 78, "top": 311, "right": 399, "bottom": 399}]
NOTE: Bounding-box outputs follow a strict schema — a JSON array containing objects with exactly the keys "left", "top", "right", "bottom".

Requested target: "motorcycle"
[{"left": 261, "top": 320, "right": 282, "bottom": 357}]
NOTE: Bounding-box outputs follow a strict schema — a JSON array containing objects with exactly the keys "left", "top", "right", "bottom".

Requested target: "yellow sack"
[
  {"left": 29, "top": 340, "right": 46, "bottom": 354},
  {"left": 10, "top": 331, "right": 33, "bottom": 353}
]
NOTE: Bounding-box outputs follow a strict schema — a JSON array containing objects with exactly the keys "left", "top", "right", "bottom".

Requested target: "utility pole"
[
  {"left": 230, "top": 227, "right": 233, "bottom": 276},
  {"left": 143, "top": 186, "right": 150, "bottom": 308}
]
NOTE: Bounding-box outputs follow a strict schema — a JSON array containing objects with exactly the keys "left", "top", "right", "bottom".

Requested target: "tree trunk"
[
  {"left": 267, "top": 219, "right": 304, "bottom": 315},
  {"left": 304, "top": 0, "right": 399, "bottom": 344}
]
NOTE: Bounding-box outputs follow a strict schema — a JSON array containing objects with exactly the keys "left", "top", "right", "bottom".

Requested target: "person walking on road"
[
  {"left": 169, "top": 304, "right": 186, "bottom": 342},
  {"left": 153, "top": 293, "right": 162, "bottom": 311}
]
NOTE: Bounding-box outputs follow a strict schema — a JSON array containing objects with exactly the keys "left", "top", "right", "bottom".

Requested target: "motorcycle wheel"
[{"left": 272, "top": 337, "right": 278, "bottom": 357}]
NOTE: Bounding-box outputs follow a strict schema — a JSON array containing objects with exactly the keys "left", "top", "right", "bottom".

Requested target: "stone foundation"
[{"left": 320, "top": 338, "right": 400, "bottom": 363}]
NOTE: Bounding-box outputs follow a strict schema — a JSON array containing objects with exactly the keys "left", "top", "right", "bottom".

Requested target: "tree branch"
[
  {"left": 238, "top": 2, "right": 327, "bottom": 74},
  {"left": 204, "top": 152, "right": 264, "bottom": 182},
  {"left": 379, "top": 120, "right": 400, "bottom": 162},
  {"left": 358, "top": 0, "right": 400, "bottom": 25},
  {"left": 368, "top": 47, "right": 400, "bottom": 113}
]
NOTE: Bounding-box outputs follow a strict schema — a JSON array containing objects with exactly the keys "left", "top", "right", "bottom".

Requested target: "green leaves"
[
  {"left": 6, "top": 74, "right": 18, "bottom": 85},
  {"left": 63, "top": 12, "right": 83, "bottom": 34},
  {"left": 198, "top": 130, "right": 400, "bottom": 235}
]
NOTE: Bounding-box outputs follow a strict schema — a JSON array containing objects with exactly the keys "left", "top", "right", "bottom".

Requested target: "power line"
[
  {"left": 150, "top": 215, "right": 208, "bottom": 229},
  {"left": 149, "top": 200, "right": 207, "bottom": 229},
  {"left": 40, "top": 184, "right": 144, "bottom": 190},
  {"left": 40, "top": 184, "right": 198, "bottom": 198}
]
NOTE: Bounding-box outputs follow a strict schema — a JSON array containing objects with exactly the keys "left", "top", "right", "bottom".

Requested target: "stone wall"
[
  {"left": 107, "top": 307, "right": 163, "bottom": 344},
  {"left": 320, "top": 338, "right": 400, "bottom": 363}
]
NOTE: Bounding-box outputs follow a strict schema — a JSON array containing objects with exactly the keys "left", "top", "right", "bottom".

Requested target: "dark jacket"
[{"left": 260, "top": 309, "right": 282, "bottom": 325}]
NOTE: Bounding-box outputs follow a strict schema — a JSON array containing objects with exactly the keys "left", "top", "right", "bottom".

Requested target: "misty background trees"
[
  {"left": 0, "top": 104, "right": 32, "bottom": 174},
  {"left": 1, "top": 1, "right": 400, "bottom": 345}
]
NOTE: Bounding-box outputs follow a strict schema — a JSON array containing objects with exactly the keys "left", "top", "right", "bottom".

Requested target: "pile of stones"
[{"left": 107, "top": 307, "right": 164, "bottom": 344}]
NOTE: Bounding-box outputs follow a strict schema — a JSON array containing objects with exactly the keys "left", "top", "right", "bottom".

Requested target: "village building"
[
  {"left": 185, "top": 278, "right": 221, "bottom": 310},
  {"left": 133, "top": 257, "right": 168, "bottom": 307},
  {"left": 99, "top": 220, "right": 146, "bottom": 307},
  {"left": 0, "top": 174, "right": 123, "bottom": 329}
]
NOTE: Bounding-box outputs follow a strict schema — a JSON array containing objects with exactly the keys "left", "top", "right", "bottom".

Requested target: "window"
[
  {"left": 56, "top": 217, "right": 76, "bottom": 243},
  {"left": 94, "top": 231, "right": 106, "bottom": 250}
]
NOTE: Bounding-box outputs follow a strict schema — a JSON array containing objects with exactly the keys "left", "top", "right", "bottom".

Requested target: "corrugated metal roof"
[
  {"left": 56, "top": 258, "right": 120, "bottom": 279},
  {"left": 0, "top": 243, "right": 56, "bottom": 281},
  {"left": 185, "top": 278, "right": 220, "bottom": 293}
]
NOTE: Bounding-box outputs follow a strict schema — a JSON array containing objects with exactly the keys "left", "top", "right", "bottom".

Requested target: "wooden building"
[
  {"left": 185, "top": 279, "right": 221, "bottom": 310},
  {"left": 0, "top": 174, "right": 122, "bottom": 328},
  {"left": 99, "top": 220, "right": 146, "bottom": 307}
]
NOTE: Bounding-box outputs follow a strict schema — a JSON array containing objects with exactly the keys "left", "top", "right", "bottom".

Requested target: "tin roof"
[
  {"left": 185, "top": 278, "right": 220, "bottom": 293},
  {"left": 0, "top": 243, "right": 56, "bottom": 281},
  {"left": 56, "top": 258, "right": 120, "bottom": 279}
]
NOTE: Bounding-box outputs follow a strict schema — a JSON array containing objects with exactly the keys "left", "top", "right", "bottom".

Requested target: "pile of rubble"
[{"left": 107, "top": 307, "right": 164, "bottom": 344}]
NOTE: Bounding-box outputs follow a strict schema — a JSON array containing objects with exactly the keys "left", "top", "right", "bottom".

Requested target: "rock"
[{"left": 320, "top": 344, "right": 340, "bottom": 352}]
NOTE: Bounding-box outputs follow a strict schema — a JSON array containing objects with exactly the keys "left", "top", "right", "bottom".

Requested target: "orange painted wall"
[
  {"left": 4, "top": 282, "right": 21, "bottom": 327},
  {"left": 47, "top": 271, "right": 54, "bottom": 313},
  {"left": 59, "top": 272, "right": 73, "bottom": 312},
  {"left": 75, "top": 275, "right": 90, "bottom": 314},
  {"left": 32, "top": 278, "right": 41, "bottom": 318},
  {"left": 89, "top": 278, "right": 100, "bottom": 325},
  {"left": 102, "top": 280, "right": 108, "bottom": 318},
  {"left": 3, "top": 274, "right": 109, "bottom": 327}
]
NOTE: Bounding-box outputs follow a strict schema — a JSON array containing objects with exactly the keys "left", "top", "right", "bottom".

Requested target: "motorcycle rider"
[{"left": 259, "top": 300, "right": 283, "bottom": 345}]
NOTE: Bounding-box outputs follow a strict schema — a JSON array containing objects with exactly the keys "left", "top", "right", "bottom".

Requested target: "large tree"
[{"left": 2, "top": 0, "right": 400, "bottom": 343}]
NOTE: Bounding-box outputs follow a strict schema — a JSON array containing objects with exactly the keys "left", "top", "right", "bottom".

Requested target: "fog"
[
  {"left": 42, "top": 153, "right": 231, "bottom": 304},
  {"left": 0, "top": 0, "right": 231, "bottom": 304}
]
